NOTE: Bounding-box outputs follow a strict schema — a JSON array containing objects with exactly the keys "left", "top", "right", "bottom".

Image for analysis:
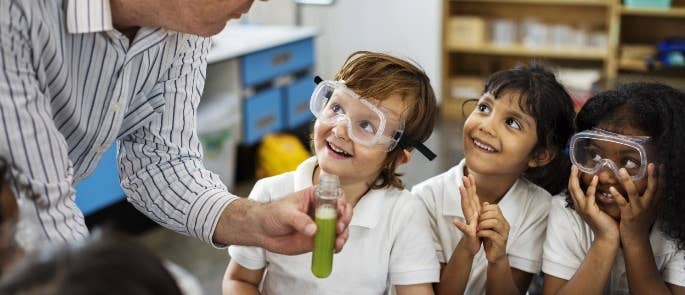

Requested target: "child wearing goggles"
[
  {"left": 412, "top": 63, "right": 575, "bottom": 294},
  {"left": 542, "top": 83, "right": 685, "bottom": 294},
  {"left": 224, "top": 51, "right": 440, "bottom": 295}
]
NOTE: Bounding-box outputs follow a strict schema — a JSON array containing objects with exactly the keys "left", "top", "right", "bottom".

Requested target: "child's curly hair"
[{"left": 574, "top": 82, "right": 685, "bottom": 250}]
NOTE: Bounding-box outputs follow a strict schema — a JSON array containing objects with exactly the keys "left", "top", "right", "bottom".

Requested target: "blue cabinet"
[
  {"left": 283, "top": 75, "right": 315, "bottom": 129},
  {"left": 239, "top": 37, "right": 316, "bottom": 144},
  {"left": 241, "top": 38, "right": 315, "bottom": 87},
  {"left": 75, "top": 145, "right": 125, "bottom": 215},
  {"left": 243, "top": 88, "right": 285, "bottom": 145}
]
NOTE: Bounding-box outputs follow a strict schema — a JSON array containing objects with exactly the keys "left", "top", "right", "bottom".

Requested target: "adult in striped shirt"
[{"left": 0, "top": 0, "right": 352, "bottom": 254}]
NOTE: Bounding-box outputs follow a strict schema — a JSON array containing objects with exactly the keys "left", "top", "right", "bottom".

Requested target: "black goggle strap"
[
  {"left": 314, "top": 76, "right": 333, "bottom": 99},
  {"left": 395, "top": 132, "right": 437, "bottom": 161}
]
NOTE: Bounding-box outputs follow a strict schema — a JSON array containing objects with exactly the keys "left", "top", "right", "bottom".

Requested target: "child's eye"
[
  {"left": 477, "top": 103, "right": 490, "bottom": 113},
  {"left": 358, "top": 120, "right": 376, "bottom": 134},
  {"left": 505, "top": 118, "right": 521, "bottom": 130},
  {"left": 330, "top": 103, "right": 343, "bottom": 114}
]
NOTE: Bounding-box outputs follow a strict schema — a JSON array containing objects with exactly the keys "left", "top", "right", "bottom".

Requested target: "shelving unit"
[
  {"left": 447, "top": 43, "right": 608, "bottom": 60},
  {"left": 442, "top": 0, "right": 685, "bottom": 118}
]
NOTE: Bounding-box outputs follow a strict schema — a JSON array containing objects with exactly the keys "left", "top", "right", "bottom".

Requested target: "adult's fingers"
[
  {"left": 334, "top": 226, "right": 349, "bottom": 253},
  {"left": 289, "top": 209, "right": 317, "bottom": 237},
  {"left": 336, "top": 195, "right": 353, "bottom": 235}
]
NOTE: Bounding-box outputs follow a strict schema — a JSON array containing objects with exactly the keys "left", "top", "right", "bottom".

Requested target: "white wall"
[{"left": 245, "top": 0, "right": 443, "bottom": 100}]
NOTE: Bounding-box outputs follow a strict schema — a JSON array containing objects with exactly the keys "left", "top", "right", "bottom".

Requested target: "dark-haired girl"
[
  {"left": 542, "top": 82, "right": 685, "bottom": 294},
  {"left": 413, "top": 63, "right": 576, "bottom": 294}
]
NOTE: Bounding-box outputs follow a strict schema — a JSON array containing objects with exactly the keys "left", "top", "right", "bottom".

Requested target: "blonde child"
[
  {"left": 223, "top": 51, "right": 440, "bottom": 295},
  {"left": 413, "top": 64, "right": 575, "bottom": 294},
  {"left": 542, "top": 83, "right": 685, "bottom": 294}
]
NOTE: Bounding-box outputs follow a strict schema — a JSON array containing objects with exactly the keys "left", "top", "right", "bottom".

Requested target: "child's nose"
[
  {"left": 332, "top": 122, "right": 350, "bottom": 141},
  {"left": 478, "top": 117, "right": 497, "bottom": 137},
  {"left": 596, "top": 166, "right": 619, "bottom": 185}
]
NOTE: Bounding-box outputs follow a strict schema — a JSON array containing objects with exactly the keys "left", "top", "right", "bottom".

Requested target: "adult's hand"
[
  {"left": 254, "top": 187, "right": 353, "bottom": 255},
  {"left": 214, "top": 187, "right": 353, "bottom": 255}
]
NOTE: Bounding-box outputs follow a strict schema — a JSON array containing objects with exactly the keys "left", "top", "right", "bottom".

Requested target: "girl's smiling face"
[
  {"left": 462, "top": 91, "right": 544, "bottom": 177},
  {"left": 580, "top": 124, "right": 653, "bottom": 219}
]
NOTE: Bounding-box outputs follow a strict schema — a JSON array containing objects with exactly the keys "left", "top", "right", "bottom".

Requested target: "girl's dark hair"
[
  {"left": 482, "top": 63, "right": 575, "bottom": 195},
  {"left": 0, "top": 229, "right": 183, "bottom": 295},
  {"left": 573, "top": 82, "right": 685, "bottom": 250}
]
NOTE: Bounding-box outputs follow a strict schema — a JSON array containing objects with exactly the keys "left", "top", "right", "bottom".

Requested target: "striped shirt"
[{"left": 0, "top": 0, "right": 238, "bottom": 247}]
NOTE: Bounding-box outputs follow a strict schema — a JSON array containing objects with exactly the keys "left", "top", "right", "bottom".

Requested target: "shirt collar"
[
  {"left": 441, "top": 159, "right": 524, "bottom": 227},
  {"left": 66, "top": 0, "right": 113, "bottom": 34},
  {"left": 293, "top": 157, "right": 385, "bottom": 229}
]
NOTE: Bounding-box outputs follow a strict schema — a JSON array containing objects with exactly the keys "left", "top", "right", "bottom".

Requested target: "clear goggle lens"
[
  {"left": 569, "top": 130, "right": 651, "bottom": 181},
  {"left": 310, "top": 81, "right": 404, "bottom": 151}
]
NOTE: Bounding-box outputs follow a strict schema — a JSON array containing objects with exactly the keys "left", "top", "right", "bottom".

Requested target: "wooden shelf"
[
  {"left": 621, "top": 6, "right": 685, "bottom": 17},
  {"left": 451, "top": 0, "right": 611, "bottom": 6},
  {"left": 447, "top": 43, "right": 608, "bottom": 60},
  {"left": 618, "top": 59, "right": 649, "bottom": 71}
]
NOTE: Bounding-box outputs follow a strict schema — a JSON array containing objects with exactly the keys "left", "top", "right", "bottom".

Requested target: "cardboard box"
[
  {"left": 447, "top": 17, "right": 487, "bottom": 47},
  {"left": 441, "top": 76, "right": 486, "bottom": 119}
]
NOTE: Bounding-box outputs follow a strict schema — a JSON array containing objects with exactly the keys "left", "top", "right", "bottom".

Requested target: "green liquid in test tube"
[{"left": 311, "top": 174, "right": 340, "bottom": 278}]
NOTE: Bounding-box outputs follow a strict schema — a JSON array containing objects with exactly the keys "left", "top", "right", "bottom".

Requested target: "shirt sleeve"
[
  {"left": 542, "top": 197, "right": 586, "bottom": 280},
  {"left": 389, "top": 196, "right": 441, "bottom": 286},
  {"left": 663, "top": 249, "right": 685, "bottom": 287},
  {"left": 0, "top": 0, "right": 88, "bottom": 247},
  {"left": 118, "top": 33, "right": 238, "bottom": 247},
  {"left": 507, "top": 194, "right": 551, "bottom": 274},
  {"left": 227, "top": 179, "right": 273, "bottom": 270},
  {"left": 411, "top": 183, "right": 446, "bottom": 263}
]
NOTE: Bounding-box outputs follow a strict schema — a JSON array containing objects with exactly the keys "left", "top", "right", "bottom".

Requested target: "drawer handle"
[
  {"left": 295, "top": 102, "right": 309, "bottom": 114},
  {"left": 256, "top": 115, "right": 277, "bottom": 130},
  {"left": 271, "top": 52, "right": 292, "bottom": 66}
]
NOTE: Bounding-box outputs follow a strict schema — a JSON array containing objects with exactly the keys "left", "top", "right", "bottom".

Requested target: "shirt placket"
[{"left": 91, "top": 33, "right": 133, "bottom": 160}]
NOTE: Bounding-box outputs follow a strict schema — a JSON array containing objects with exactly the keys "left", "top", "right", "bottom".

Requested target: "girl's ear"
[
  {"left": 528, "top": 148, "right": 554, "bottom": 168},
  {"left": 399, "top": 150, "right": 412, "bottom": 165}
]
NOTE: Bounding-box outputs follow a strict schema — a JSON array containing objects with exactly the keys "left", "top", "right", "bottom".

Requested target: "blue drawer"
[
  {"left": 241, "top": 38, "right": 315, "bottom": 87},
  {"left": 75, "top": 144, "right": 125, "bottom": 215},
  {"left": 243, "top": 88, "right": 284, "bottom": 145},
  {"left": 283, "top": 75, "right": 315, "bottom": 128}
]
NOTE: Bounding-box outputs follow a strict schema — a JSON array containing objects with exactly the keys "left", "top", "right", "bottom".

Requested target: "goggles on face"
[
  {"left": 310, "top": 76, "right": 436, "bottom": 161},
  {"left": 569, "top": 128, "right": 652, "bottom": 181}
]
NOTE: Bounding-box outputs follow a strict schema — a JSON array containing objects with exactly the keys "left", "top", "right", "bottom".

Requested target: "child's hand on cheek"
[
  {"left": 477, "top": 203, "right": 510, "bottom": 265},
  {"left": 569, "top": 165, "right": 619, "bottom": 242},
  {"left": 610, "top": 164, "right": 662, "bottom": 245},
  {"left": 454, "top": 175, "right": 482, "bottom": 256}
]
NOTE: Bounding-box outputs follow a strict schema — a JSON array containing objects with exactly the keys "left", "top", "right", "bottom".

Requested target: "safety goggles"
[
  {"left": 310, "top": 76, "right": 436, "bottom": 161},
  {"left": 569, "top": 128, "right": 652, "bottom": 181}
]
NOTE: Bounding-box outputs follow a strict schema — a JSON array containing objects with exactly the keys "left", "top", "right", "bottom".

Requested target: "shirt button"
[
  {"left": 111, "top": 102, "right": 122, "bottom": 111},
  {"left": 94, "top": 146, "right": 105, "bottom": 153}
]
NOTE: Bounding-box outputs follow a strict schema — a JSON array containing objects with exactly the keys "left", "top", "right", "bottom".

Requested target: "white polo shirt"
[
  {"left": 411, "top": 159, "right": 551, "bottom": 295},
  {"left": 228, "top": 157, "right": 440, "bottom": 294},
  {"left": 543, "top": 195, "right": 685, "bottom": 294}
]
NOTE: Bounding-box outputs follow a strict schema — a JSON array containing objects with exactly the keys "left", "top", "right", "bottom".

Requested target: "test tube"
[{"left": 311, "top": 173, "right": 341, "bottom": 278}]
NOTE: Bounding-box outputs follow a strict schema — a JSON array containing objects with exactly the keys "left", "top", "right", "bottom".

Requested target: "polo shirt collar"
[{"left": 293, "top": 157, "right": 385, "bottom": 229}]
